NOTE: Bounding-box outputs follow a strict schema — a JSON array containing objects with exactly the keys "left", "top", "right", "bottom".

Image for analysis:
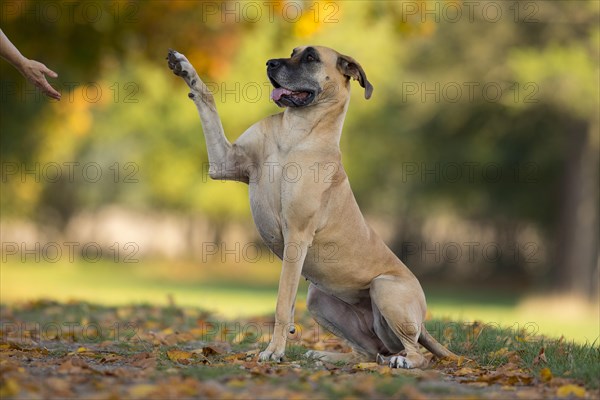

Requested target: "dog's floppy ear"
[{"left": 337, "top": 54, "right": 374, "bottom": 99}]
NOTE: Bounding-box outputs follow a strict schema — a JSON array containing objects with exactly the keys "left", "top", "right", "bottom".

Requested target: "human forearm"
[
  {"left": 0, "top": 29, "right": 61, "bottom": 100},
  {"left": 0, "top": 29, "right": 27, "bottom": 71}
]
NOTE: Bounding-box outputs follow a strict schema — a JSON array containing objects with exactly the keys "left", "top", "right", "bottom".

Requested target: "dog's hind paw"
[{"left": 388, "top": 355, "right": 413, "bottom": 369}]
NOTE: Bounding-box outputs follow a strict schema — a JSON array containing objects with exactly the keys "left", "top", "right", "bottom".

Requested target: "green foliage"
[{"left": 1, "top": 1, "right": 598, "bottom": 289}]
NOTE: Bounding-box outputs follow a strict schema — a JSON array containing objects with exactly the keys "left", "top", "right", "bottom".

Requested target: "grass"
[
  {"left": 525, "top": 339, "right": 600, "bottom": 388},
  {"left": 1, "top": 300, "right": 599, "bottom": 397},
  {"left": 424, "top": 319, "right": 600, "bottom": 389},
  {"left": 1, "top": 259, "right": 598, "bottom": 344}
]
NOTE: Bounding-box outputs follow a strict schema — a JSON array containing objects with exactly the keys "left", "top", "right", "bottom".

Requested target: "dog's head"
[{"left": 267, "top": 46, "right": 373, "bottom": 108}]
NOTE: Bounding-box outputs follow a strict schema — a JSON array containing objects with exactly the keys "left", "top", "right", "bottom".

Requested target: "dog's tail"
[{"left": 418, "top": 325, "right": 458, "bottom": 360}]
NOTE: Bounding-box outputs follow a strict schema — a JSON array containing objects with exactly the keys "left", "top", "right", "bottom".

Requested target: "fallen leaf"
[
  {"left": 539, "top": 367, "right": 552, "bottom": 382},
  {"left": 45, "top": 377, "right": 73, "bottom": 395},
  {"left": 76, "top": 347, "right": 91, "bottom": 356},
  {"left": 556, "top": 384, "right": 586, "bottom": 398},
  {"left": 223, "top": 352, "right": 247, "bottom": 361},
  {"left": 516, "top": 388, "right": 541, "bottom": 398},
  {"left": 454, "top": 367, "right": 480, "bottom": 376},
  {"left": 488, "top": 347, "right": 510, "bottom": 359},
  {"left": 203, "top": 342, "right": 231, "bottom": 355},
  {"left": 162, "top": 334, "right": 179, "bottom": 346},
  {"left": 131, "top": 357, "right": 156, "bottom": 369},
  {"left": 128, "top": 384, "right": 158, "bottom": 398},
  {"left": 166, "top": 349, "right": 193, "bottom": 363},
  {"left": 389, "top": 368, "right": 442, "bottom": 379},
  {"left": 352, "top": 362, "right": 379, "bottom": 370},
  {"left": 99, "top": 353, "right": 123, "bottom": 363},
  {"left": 0, "top": 378, "right": 20, "bottom": 397},
  {"left": 201, "top": 346, "right": 224, "bottom": 356},
  {"left": 131, "top": 352, "right": 157, "bottom": 369},
  {"left": 533, "top": 347, "right": 547, "bottom": 365},
  {"left": 507, "top": 351, "right": 522, "bottom": 364},
  {"left": 58, "top": 357, "right": 90, "bottom": 374},
  {"left": 466, "top": 381, "right": 489, "bottom": 388}
]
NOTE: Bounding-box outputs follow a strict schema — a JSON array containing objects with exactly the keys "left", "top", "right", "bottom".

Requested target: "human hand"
[{"left": 20, "top": 59, "right": 61, "bottom": 100}]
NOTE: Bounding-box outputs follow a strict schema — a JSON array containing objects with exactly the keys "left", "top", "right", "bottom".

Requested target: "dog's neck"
[{"left": 280, "top": 97, "right": 350, "bottom": 148}]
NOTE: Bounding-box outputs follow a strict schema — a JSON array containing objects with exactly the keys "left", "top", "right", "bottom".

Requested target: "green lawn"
[{"left": 1, "top": 260, "right": 598, "bottom": 344}]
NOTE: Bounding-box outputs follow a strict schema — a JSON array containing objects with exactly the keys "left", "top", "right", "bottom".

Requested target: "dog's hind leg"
[
  {"left": 370, "top": 274, "right": 429, "bottom": 369},
  {"left": 305, "top": 284, "right": 389, "bottom": 363}
]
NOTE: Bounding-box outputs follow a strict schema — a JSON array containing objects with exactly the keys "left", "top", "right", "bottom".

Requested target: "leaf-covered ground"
[{"left": 1, "top": 300, "right": 598, "bottom": 399}]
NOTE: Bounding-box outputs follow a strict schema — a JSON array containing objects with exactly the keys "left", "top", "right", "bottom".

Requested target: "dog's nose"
[{"left": 266, "top": 59, "right": 281, "bottom": 70}]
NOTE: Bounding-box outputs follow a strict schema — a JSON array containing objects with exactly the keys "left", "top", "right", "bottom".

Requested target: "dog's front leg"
[
  {"left": 259, "top": 239, "right": 309, "bottom": 362},
  {"left": 167, "top": 50, "right": 246, "bottom": 181}
]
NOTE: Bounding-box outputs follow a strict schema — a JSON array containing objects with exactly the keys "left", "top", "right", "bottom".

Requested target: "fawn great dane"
[{"left": 167, "top": 46, "right": 456, "bottom": 368}]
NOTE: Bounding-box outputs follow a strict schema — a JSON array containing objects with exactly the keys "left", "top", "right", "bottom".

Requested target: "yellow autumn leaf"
[
  {"left": 454, "top": 367, "right": 480, "bottom": 376},
  {"left": 0, "top": 378, "right": 20, "bottom": 397},
  {"left": 539, "top": 367, "right": 552, "bottom": 382},
  {"left": 166, "top": 349, "right": 193, "bottom": 363},
  {"left": 68, "top": 346, "right": 93, "bottom": 356},
  {"left": 353, "top": 362, "right": 379, "bottom": 370},
  {"left": 488, "top": 347, "right": 510, "bottom": 359},
  {"left": 128, "top": 384, "right": 158, "bottom": 398},
  {"left": 556, "top": 384, "right": 586, "bottom": 398},
  {"left": 227, "top": 379, "right": 247, "bottom": 389}
]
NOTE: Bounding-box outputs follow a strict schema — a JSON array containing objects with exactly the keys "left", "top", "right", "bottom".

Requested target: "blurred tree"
[
  {"left": 343, "top": 1, "right": 598, "bottom": 298},
  {"left": 1, "top": 1, "right": 597, "bottom": 299}
]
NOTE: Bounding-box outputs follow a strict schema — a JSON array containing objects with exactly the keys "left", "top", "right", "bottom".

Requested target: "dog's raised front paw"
[{"left": 166, "top": 49, "right": 198, "bottom": 87}]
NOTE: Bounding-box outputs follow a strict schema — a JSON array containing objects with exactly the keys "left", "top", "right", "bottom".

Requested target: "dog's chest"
[
  {"left": 247, "top": 154, "right": 286, "bottom": 255},
  {"left": 247, "top": 150, "right": 324, "bottom": 257},
  {"left": 249, "top": 186, "right": 284, "bottom": 256}
]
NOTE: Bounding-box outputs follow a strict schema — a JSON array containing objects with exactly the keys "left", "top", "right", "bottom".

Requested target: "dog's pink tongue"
[{"left": 271, "top": 87, "right": 293, "bottom": 101}]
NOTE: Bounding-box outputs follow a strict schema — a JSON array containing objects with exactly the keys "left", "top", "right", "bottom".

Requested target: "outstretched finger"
[
  {"left": 43, "top": 65, "right": 59, "bottom": 79},
  {"left": 39, "top": 79, "right": 61, "bottom": 100}
]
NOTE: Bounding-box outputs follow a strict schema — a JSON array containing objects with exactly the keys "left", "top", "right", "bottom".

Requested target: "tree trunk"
[{"left": 556, "top": 118, "right": 599, "bottom": 300}]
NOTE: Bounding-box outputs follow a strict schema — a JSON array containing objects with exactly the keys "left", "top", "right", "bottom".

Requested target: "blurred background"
[{"left": 1, "top": 1, "right": 598, "bottom": 342}]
